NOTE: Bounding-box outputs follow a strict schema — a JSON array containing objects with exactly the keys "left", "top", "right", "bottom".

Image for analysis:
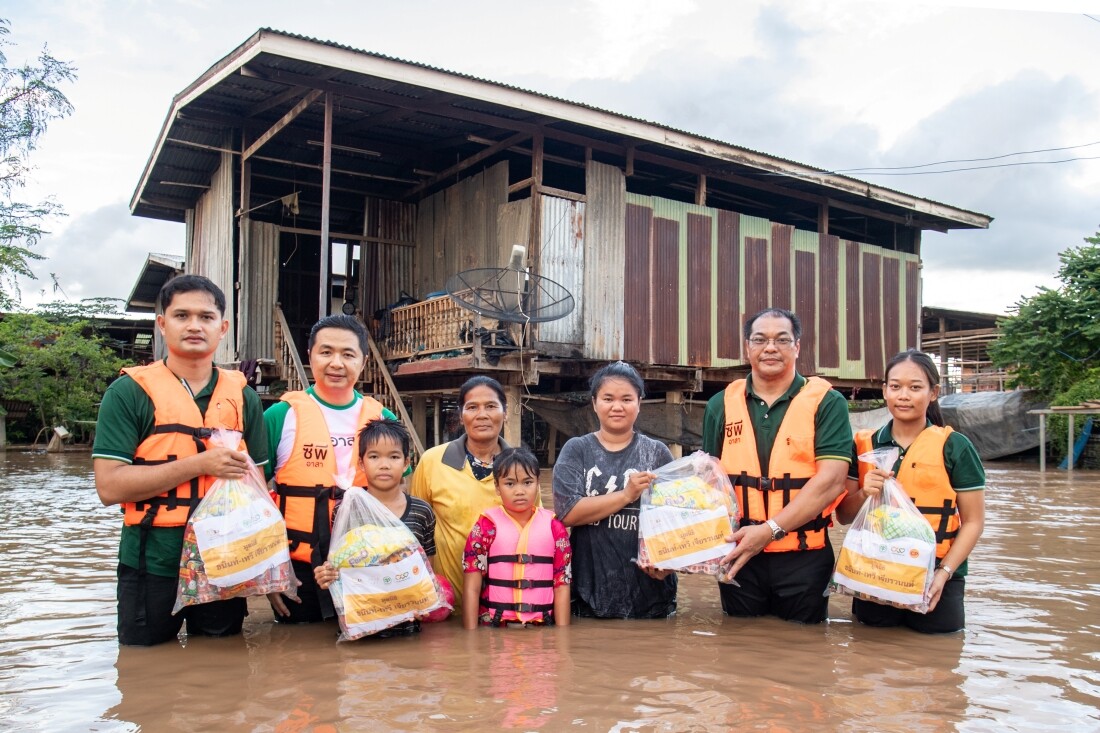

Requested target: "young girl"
[
  {"left": 462, "top": 448, "right": 571, "bottom": 629},
  {"left": 837, "top": 349, "right": 986, "bottom": 633},
  {"left": 315, "top": 418, "right": 448, "bottom": 634}
]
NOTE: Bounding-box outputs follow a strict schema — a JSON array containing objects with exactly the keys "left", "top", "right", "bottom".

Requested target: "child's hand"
[
  {"left": 314, "top": 561, "right": 338, "bottom": 590},
  {"left": 862, "top": 468, "right": 893, "bottom": 498}
]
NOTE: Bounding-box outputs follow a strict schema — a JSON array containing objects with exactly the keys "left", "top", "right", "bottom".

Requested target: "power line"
[
  {"left": 1085, "top": 13, "right": 1100, "bottom": 24},
  {"left": 834, "top": 140, "right": 1100, "bottom": 173},
  {"left": 842, "top": 155, "right": 1100, "bottom": 176}
]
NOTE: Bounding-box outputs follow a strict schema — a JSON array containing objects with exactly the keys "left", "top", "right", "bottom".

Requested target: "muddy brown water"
[{"left": 1, "top": 452, "right": 1097, "bottom": 732}]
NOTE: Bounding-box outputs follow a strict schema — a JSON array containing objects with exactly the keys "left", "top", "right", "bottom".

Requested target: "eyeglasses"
[{"left": 747, "top": 336, "right": 796, "bottom": 348}]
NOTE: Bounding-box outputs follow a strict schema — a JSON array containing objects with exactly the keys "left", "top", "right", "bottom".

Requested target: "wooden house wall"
[
  {"left": 539, "top": 196, "right": 585, "bottom": 346},
  {"left": 186, "top": 151, "right": 236, "bottom": 364},
  {"left": 360, "top": 196, "right": 417, "bottom": 314},
  {"left": 414, "top": 162, "right": 509, "bottom": 298},
  {"left": 583, "top": 160, "right": 627, "bottom": 360},
  {"left": 238, "top": 220, "right": 278, "bottom": 361},
  {"left": 616, "top": 193, "right": 921, "bottom": 379}
]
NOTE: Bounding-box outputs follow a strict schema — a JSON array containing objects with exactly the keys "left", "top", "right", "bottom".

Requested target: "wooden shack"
[{"left": 130, "top": 29, "right": 991, "bottom": 454}]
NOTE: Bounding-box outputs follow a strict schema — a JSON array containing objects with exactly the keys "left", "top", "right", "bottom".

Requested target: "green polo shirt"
[
  {"left": 92, "top": 366, "right": 269, "bottom": 577},
  {"left": 849, "top": 419, "right": 985, "bottom": 576},
  {"left": 702, "top": 373, "right": 853, "bottom": 469}
]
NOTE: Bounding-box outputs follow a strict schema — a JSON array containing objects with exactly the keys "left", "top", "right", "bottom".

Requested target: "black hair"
[
  {"left": 743, "top": 308, "right": 802, "bottom": 341},
  {"left": 458, "top": 375, "right": 507, "bottom": 409},
  {"left": 493, "top": 447, "right": 540, "bottom": 482},
  {"left": 357, "top": 418, "right": 412, "bottom": 459},
  {"left": 589, "top": 360, "right": 645, "bottom": 400},
  {"left": 884, "top": 349, "right": 945, "bottom": 427},
  {"left": 158, "top": 274, "right": 226, "bottom": 315},
  {"left": 309, "top": 314, "right": 368, "bottom": 355}
]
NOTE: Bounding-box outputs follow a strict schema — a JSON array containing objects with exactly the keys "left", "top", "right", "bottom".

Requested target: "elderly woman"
[
  {"left": 552, "top": 361, "right": 675, "bottom": 619},
  {"left": 410, "top": 375, "right": 513, "bottom": 610}
]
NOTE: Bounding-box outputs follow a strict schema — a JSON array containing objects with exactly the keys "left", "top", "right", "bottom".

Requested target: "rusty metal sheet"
[
  {"left": 744, "top": 236, "right": 769, "bottom": 318},
  {"left": 845, "top": 240, "right": 861, "bottom": 362},
  {"left": 239, "top": 220, "right": 278, "bottom": 360},
  {"left": 862, "top": 250, "right": 884, "bottom": 382},
  {"left": 819, "top": 233, "right": 840, "bottom": 369},
  {"left": 795, "top": 249, "right": 817, "bottom": 375},
  {"left": 652, "top": 217, "right": 680, "bottom": 365},
  {"left": 771, "top": 223, "right": 792, "bottom": 310},
  {"left": 883, "top": 256, "right": 901, "bottom": 360},
  {"left": 716, "top": 209, "right": 741, "bottom": 362},
  {"left": 585, "top": 162, "right": 627, "bottom": 360},
  {"left": 623, "top": 202, "right": 652, "bottom": 362},
  {"left": 687, "top": 212, "right": 712, "bottom": 366},
  {"left": 540, "top": 196, "right": 585, "bottom": 345},
  {"left": 906, "top": 259, "right": 921, "bottom": 349}
]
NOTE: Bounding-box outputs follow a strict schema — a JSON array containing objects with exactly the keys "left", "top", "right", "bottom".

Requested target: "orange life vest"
[
  {"left": 121, "top": 362, "right": 247, "bottom": 528},
  {"left": 855, "top": 426, "right": 960, "bottom": 559},
  {"left": 718, "top": 376, "right": 839, "bottom": 552},
  {"left": 483, "top": 506, "right": 557, "bottom": 626},
  {"left": 273, "top": 391, "right": 385, "bottom": 565}
]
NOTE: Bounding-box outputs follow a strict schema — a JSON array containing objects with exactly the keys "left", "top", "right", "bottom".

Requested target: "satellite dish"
[{"left": 445, "top": 245, "right": 574, "bottom": 324}]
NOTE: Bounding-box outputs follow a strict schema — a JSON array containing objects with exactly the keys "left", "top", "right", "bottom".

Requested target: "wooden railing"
[
  {"left": 379, "top": 294, "right": 475, "bottom": 359},
  {"left": 274, "top": 304, "right": 309, "bottom": 393}
]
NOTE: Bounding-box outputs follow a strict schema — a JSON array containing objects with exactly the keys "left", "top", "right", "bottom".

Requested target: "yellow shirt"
[{"left": 409, "top": 437, "right": 504, "bottom": 610}]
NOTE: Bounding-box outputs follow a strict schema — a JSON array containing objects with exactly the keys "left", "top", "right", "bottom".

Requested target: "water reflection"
[{"left": 1, "top": 452, "right": 1098, "bottom": 732}]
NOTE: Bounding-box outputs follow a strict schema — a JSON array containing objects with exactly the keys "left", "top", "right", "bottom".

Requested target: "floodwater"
[{"left": 0, "top": 452, "right": 1097, "bottom": 733}]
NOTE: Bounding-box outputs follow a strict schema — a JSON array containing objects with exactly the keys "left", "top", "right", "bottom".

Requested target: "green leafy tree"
[
  {"left": 0, "top": 301, "right": 127, "bottom": 441},
  {"left": 990, "top": 232, "right": 1100, "bottom": 398},
  {"left": 1, "top": 18, "right": 76, "bottom": 309}
]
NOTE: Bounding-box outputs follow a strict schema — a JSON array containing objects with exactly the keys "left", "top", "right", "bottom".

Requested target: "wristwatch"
[{"left": 765, "top": 519, "right": 787, "bottom": 541}]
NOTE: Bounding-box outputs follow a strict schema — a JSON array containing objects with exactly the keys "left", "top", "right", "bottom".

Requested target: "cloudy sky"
[{"left": 6, "top": 0, "right": 1100, "bottom": 315}]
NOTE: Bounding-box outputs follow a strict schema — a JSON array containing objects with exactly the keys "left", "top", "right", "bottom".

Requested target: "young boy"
[
  {"left": 462, "top": 448, "right": 571, "bottom": 629},
  {"left": 316, "top": 418, "right": 441, "bottom": 634}
]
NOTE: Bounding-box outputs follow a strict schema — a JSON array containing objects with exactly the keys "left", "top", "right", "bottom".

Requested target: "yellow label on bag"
[
  {"left": 199, "top": 521, "right": 289, "bottom": 585},
  {"left": 344, "top": 578, "right": 437, "bottom": 625},
  {"left": 835, "top": 546, "right": 929, "bottom": 595},
  {"left": 643, "top": 512, "right": 731, "bottom": 564}
]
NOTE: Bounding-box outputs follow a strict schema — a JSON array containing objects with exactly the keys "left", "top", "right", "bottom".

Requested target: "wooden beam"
[
  {"left": 695, "top": 174, "right": 706, "bottom": 206},
  {"left": 538, "top": 184, "right": 584, "bottom": 203},
  {"left": 248, "top": 85, "right": 312, "bottom": 118},
  {"left": 318, "top": 92, "right": 333, "bottom": 319},
  {"left": 243, "top": 89, "right": 323, "bottom": 162},
  {"left": 508, "top": 176, "right": 535, "bottom": 194},
  {"left": 278, "top": 224, "right": 414, "bottom": 247},
  {"left": 405, "top": 131, "right": 528, "bottom": 198},
  {"left": 818, "top": 202, "right": 829, "bottom": 236}
]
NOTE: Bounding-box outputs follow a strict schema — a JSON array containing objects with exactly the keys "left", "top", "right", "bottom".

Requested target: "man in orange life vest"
[
  {"left": 702, "top": 308, "right": 852, "bottom": 624},
  {"left": 93, "top": 275, "right": 269, "bottom": 645},
  {"left": 263, "top": 315, "right": 399, "bottom": 623}
]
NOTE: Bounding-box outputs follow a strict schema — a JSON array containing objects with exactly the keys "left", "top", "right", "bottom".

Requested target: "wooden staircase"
[{"left": 274, "top": 305, "right": 425, "bottom": 458}]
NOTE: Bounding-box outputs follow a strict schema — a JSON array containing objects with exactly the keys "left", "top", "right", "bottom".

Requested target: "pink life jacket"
[{"left": 484, "top": 506, "right": 557, "bottom": 625}]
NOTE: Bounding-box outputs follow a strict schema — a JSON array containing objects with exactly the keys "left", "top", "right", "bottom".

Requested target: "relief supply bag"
[
  {"left": 636, "top": 451, "right": 740, "bottom": 576},
  {"left": 327, "top": 474, "right": 450, "bottom": 641},
  {"left": 174, "top": 429, "right": 297, "bottom": 614},
  {"left": 828, "top": 447, "right": 938, "bottom": 613}
]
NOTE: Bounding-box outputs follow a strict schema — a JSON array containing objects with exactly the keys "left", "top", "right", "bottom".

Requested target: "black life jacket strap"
[
  {"left": 485, "top": 577, "right": 555, "bottom": 589},
  {"left": 274, "top": 483, "right": 339, "bottom": 565},
  {"left": 483, "top": 600, "right": 554, "bottom": 614},
  {"left": 487, "top": 554, "right": 554, "bottom": 565},
  {"left": 915, "top": 498, "right": 958, "bottom": 544}
]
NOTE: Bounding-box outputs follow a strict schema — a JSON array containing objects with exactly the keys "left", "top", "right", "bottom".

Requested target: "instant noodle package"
[
  {"left": 327, "top": 476, "right": 450, "bottom": 641},
  {"left": 636, "top": 451, "right": 739, "bottom": 576},
  {"left": 828, "top": 447, "right": 938, "bottom": 612},
  {"left": 173, "top": 430, "right": 297, "bottom": 614}
]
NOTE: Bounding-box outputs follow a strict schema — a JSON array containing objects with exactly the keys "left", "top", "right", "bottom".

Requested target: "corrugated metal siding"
[
  {"left": 819, "top": 234, "right": 839, "bottom": 369},
  {"left": 686, "top": 212, "right": 712, "bottom": 366},
  {"left": 586, "top": 161, "right": 626, "bottom": 360},
  {"left": 862, "top": 250, "right": 885, "bottom": 381},
  {"left": 744, "top": 235, "right": 769, "bottom": 317},
  {"left": 771, "top": 223, "right": 793, "bottom": 310},
  {"left": 795, "top": 249, "right": 817, "bottom": 375},
  {"left": 716, "top": 210, "right": 741, "bottom": 361},
  {"left": 362, "top": 196, "right": 416, "bottom": 313},
  {"left": 239, "top": 220, "right": 278, "bottom": 359},
  {"left": 845, "top": 241, "right": 861, "bottom": 362},
  {"left": 882, "top": 256, "right": 901, "bottom": 360},
  {"left": 539, "top": 196, "right": 585, "bottom": 344},
  {"left": 906, "top": 260, "right": 921, "bottom": 349},
  {"left": 190, "top": 151, "right": 235, "bottom": 363},
  {"left": 652, "top": 216, "right": 680, "bottom": 365},
  {"left": 623, "top": 202, "right": 652, "bottom": 362}
]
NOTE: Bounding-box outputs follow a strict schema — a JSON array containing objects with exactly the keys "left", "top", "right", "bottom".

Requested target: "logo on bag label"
[{"left": 394, "top": 571, "right": 410, "bottom": 582}]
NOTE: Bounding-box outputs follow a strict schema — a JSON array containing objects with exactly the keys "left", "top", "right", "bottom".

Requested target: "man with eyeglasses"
[{"left": 702, "top": 307, "right": 852, "bottom": 623}]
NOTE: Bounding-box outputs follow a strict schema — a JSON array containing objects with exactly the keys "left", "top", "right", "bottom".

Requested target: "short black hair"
[
  {"left": 590, "top": 360, "right": 645, "bottom": 400},
  {"left": 357, "top": 418, "right": 411, "bottom": 459},
  {"left": 158, "top": 274, "right": 226, "bottom": 315},
  {"left": 309, "top": 314, "right": 368, "bottom": 355},
  {"left": 743, "top": 308, "right": 801, "bottom": 341},
  {"left": 458, "top": 375, "right": 507, "bottom": 409},
  {"left": 493, "top": 447, "right": 540, "bottom": 482}
]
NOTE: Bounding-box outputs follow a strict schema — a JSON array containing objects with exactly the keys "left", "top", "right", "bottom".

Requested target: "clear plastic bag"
[
  {"left": 636, "top": 451, "right": 740, "bottom": 576},
  {"left": 828, "top": 447, "right": 938, "bottom": 612},
  {"left": 327, "top": 474, "right": 451, "bottom": 641},
  {"left": 173, "top": 429, "right": 297, "bottom": 614}
]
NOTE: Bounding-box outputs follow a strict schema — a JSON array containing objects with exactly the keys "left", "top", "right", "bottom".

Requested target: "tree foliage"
[
  {"left": 989, "top": 232, "right": 1100, "bottom": 399},
  {"left": 0, "top": 300, "right": 128, "bottom": 441},
  {"left": 0, "top": 18, "right": 76, "bottom": 309}
]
